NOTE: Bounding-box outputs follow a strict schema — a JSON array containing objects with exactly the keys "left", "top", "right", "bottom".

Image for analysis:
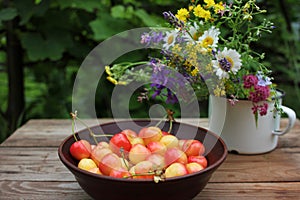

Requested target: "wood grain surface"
[{"left": 0, "top": 118, "right": 299, "bottom": 199}]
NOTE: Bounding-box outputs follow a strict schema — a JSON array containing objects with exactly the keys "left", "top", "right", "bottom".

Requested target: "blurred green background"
[{"left": 0, "top": 0, "right": 299, "bottom": 143}]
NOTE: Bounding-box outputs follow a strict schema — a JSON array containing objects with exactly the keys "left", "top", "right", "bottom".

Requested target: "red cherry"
[
  {"left": 188, "top": 155, "right": 208, "bottom": 168},
  {"left": 147, "top": 141, "right": 167, "bottom": 155},
  {"left": 109, "top": 167, "right": 131, "bottom": 179},
  {"left": 69, "top": 140, "right": 91, "bottom": 160},
  {"left": 182, "top": 140, "right": 205, "bottom": 156},
  {"left": 98, "top": 153, "right": 122, "bottom": 175},
  {"left": 164, "top": 147, "right": 187, "bottom": 166},
  {"left": 109, "top": 133, "right": 132, "bottom": 155},
  {"left": 121, "top": 129, "right": 137, "bottom": 141},
  {"left": 162, "top": 131, "right": 170, "bottom": 136}
]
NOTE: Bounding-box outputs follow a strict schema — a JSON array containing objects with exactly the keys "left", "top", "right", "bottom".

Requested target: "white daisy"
[
  {"left": 182, "top": 22, "right": 202, "bottom": 42},
  {"left": 163, "top": 30, "right": 179, "bottom": 50},
  {"left": 197, "top": 26, "right": 220, "bottom": 50},
  {"left": 212, "top": 48, "right": 242, "bottom": 79}
]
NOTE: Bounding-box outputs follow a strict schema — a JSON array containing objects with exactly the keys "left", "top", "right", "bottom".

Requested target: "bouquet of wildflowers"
[{"left": 106, "top": 0, "right": 278, "bottom": 119}]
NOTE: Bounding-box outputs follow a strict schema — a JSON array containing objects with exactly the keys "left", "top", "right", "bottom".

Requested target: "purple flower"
[
  {"left": 163, "top": 11, "right": 184, "bottom": 29},
  {"left": 256, "top": 71, "right": 272, "bottom": 86},
  {"left": 149, "top": 58, "right": 162, "bottom": 73},
  {"left": 166, "top": 88, "right": 178, "bottom": 104},
  {"left": 151, "top": 32, "right": 163, "bottom": 43},
  {"left": 218, "top": 57, "right": 232, "bottom": 72},
  {"left": 140, "top": 33, "right": 151, "bottom": 46},
  {"left": 141, "top": 31, "right": 164, "bottom": 46},
  {"left": 151, "top": 83, "right": 164, "bottom": 99},
  {"left": 150, "top": 65, "right": 186, "bottom": 104}
]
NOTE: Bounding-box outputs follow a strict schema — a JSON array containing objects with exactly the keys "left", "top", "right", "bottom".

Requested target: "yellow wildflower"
[
  {"left": 107, "top": 77, "right": 118, "bottom": 85},
  {"left": 188, "top": 5, "right": 194, "bottom": 11},
  {"left": 105, "top": 66, "right": 112, "bottom": 76},
  {"left": 204, "top": 0, "right": 215, "bottom": 8},
  {"left": 172, "top": 44, "right": 183, "bottom": 54},
  {"left": 213, "top": 85, "right": 226, "bottom": 97},
  {"left": 193, "top": 5, "right": 203, "bottom": 17},
  {"left": 175, "top": 8, "right": 189, "bottom": 22},
  {"left": 205, "top": 63, "right": 213, "bottom": 72},
  {"left": 191, "top": 68, "right": 199, "bottom": 76},
  {"left": 193, "top": 5, "right": 211, "bottom": 21},
  {"left": 243, "top": 13, "right": 253, "bottom": 21},
  {"left": 214, "top": 2, "right": 225, "bottom": 14},
  {"left": 184, "top": 60, "right": 193, "bottom": 70},
  {"left": 243, "top": 2, "right": 250, "bottom": 11},
  {"left": 117, "top": 81, "right": 127, "bottom": 85}
]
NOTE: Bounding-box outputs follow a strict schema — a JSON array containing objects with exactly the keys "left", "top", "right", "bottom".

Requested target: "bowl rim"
[{"left": 58, "top": 119, "right": 228, "bottom": 183}]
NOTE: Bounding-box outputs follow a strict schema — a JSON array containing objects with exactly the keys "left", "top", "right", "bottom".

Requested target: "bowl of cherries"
[{"left": 58, "top": 119, "right": 227, "bottom": 200}]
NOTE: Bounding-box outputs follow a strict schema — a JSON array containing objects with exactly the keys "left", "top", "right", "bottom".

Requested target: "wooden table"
[{"left": 1, "top": 118, "right": 300, "bottom": 199}]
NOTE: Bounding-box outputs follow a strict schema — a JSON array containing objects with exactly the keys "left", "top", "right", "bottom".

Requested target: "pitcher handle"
[{"left": 272, "top": 106, "right": 296, "bottom": 136}]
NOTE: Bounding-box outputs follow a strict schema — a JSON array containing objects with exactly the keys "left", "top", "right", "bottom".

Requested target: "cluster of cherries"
[{"left": 69, "top": 126, "right": 208, "bottom": 181}]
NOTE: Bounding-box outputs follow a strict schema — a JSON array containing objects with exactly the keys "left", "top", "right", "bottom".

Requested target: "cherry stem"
[
  {"left": 92, "top": 134, "right": 114, "bottom": 138},
  {"left": 168, "top": 120, "right": 173, "bottom": 133},
  {"left": 70, "top": 111, "right": 114, "bottom": 144},
  {"left": 155, "top": 114, "right": 167, "bottom": 127},
  {"left": 120, "top": 147, "right": 130, "bottom": 170},
  {"left": 71, "top": 117, "right": 78, "bottom": 142},
  {"left": 155, "top": 109, "right": 175, "bottom": 133},
  {"left": 75, "top": 116, "right": 99, "bottom": 144},
  {"left": 123, "top": 171, "right": 155, "bottom": 179}
]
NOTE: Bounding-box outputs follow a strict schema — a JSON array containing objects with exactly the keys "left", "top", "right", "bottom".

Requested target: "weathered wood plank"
[
  {"left": 211, "top": 147, "right": 300, "bottom": 183},
  {"left": 196, "top": 182, "right": 300, "bottom": 200},
  {"left": 0, "top": 119, "right": 103, "bottom": 147},
  {"left": 0, "top": 181, "right": 90, "bottom": 200},
  {"left": 277, "top": 119, "right": 300, "bottom": 148},
  {"left": 0, "top": 118, "right": 210, "bottom": 147},
  {"left": 0, "top": 181, "right": 299, "bottom": 200},
  {"left": 1, "top": 118, "right": 299, "bottom": 148},
  {"left": 0, "top": 147, "right": 299, "bottom": 183},
  {"left": 0, "top": 148, "right": 76, "bottom": 182}
]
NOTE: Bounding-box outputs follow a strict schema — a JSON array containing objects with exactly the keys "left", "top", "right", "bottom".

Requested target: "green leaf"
[
  {"left": 14, "top": 0, "right": 50, "bottom": 25},
  {"left": 35, "top": 0, "right": 42, "bottom": 5},
  {"left": 111, "top": 5, "right": 126, "bottom": 19},
  {"left": 0, "top": 8, "right": 18, "bottom": 22},
  {"left": 20, "top": 30, "right": 72, "bottom": 61},
  {"left": 123, "top": 0, "right": 141, "bottom": 6},
  {"left": 149, "top": 0, "right": 175, "bottom": 6},
  {"left": 89, "top": 13, "right": 129, "bottom": 40},
  {"left": 57, "top": 0, "right": 107, "bottom": 12},
  {"left": 134, "top": 9, "right": 164, "bottom": 27},
  {"left": 111, "top": 5, "right": 135, "bottom": 20}
]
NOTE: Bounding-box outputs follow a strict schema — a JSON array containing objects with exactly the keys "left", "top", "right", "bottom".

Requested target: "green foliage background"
[{"left": 0, "top": 0, "right": 299, "bottom": 143}]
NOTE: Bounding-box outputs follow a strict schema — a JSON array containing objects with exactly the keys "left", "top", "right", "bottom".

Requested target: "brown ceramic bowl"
[{"left": 58, "top": 120, "right": 227, "bottom": 200}]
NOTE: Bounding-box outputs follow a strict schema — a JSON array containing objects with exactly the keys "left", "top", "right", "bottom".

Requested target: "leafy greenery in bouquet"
[{"left": 105, "top": 0, "right": 279, "bottom": 119}]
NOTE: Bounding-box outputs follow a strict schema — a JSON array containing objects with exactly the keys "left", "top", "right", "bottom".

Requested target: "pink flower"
[
  {"left": 259, "top": 103, "right": 268, "bottom": 116},
  {"left": 249, "top": 85, "right": 270, "bottom": 103},
  {"left": 228, "top": 95, "right": 238, "bottom": 106},
  {"left": 243, "top": 75, "right": 258, "bottom": 89},
  {"left": 251, "top": 103, "right": 268, "bottom": 116},
  {"left": 251, "top": 104, "right": 259, "bottom": 114}
]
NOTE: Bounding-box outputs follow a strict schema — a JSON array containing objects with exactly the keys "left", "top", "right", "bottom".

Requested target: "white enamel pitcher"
[{"left": 208, "top": 90, "right": 296, "bottom": 154}]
